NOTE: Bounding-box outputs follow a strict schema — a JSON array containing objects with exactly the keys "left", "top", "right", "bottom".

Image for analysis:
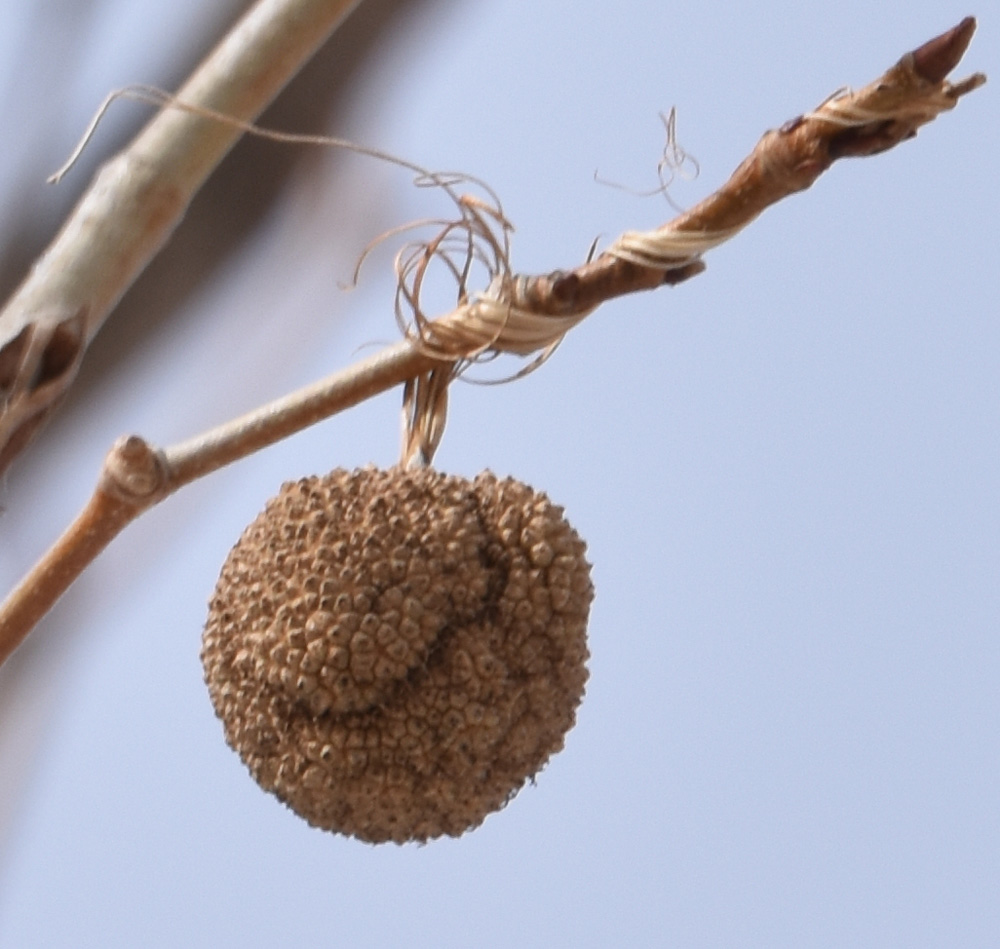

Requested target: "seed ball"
[{"left": 201, "top": 466, "right": 593, "bottom": 844}]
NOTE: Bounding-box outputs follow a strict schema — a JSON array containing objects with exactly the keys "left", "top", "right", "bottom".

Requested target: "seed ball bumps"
[{"left": 201, "top": 466, "right": 593, "bottom": 843}]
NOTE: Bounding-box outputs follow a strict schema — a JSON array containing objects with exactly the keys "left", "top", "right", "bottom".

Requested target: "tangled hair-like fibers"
[{"left": 202, "top": 467, "right": 593, "bottom": 844}]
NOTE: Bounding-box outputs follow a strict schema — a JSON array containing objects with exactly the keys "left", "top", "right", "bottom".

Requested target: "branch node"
[{"left": 100, "top": 435, "right": 170, "bottom": 504}]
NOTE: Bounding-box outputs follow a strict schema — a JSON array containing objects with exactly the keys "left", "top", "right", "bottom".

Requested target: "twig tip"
[{"left": 912, "top": 16, "right": 978, "bottom": 83}]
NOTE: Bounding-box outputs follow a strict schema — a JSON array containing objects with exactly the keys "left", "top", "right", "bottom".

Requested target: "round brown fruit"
[{"left": 201, "top": 466, "right": 593, "bottom": 844}]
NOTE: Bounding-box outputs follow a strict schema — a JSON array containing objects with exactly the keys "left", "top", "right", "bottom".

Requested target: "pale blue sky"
[{"left": 0, "top": 1, "right": 997, "bottom": 946}]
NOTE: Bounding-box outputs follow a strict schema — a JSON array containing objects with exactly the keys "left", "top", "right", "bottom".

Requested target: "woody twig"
[
  {"left": 0, "top": 18, "right": 984, "bottom": 667},
  {"left": 433, "top": 16, "right": 985, "bottom": 346}
]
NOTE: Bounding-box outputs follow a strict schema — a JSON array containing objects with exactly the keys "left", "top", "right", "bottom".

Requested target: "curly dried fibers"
[{"left": 202, "top": 467, "right": 593, "bottom": 843}]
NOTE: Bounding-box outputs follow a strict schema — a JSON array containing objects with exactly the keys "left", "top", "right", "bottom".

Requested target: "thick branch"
[{"left": 0, "top": 0, "right": 362, "bottom": 477}]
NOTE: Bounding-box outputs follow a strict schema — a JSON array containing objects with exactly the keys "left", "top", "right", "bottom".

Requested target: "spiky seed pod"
[{"left": 201, "top": 466, "right": 593, "bottom": 844}]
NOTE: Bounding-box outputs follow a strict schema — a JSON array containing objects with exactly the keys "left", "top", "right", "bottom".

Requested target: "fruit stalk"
[{"left": 0, "top": 19, "right": 985, "bottom": 667}]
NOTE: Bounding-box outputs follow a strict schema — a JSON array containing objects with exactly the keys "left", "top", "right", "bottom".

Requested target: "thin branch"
[
  {"left": 0, "top": 0, "right": 363, "bottom": 476},
  {"left": 480, "top": 17, "right": 986, "bottom": 326},
  {"left": 0, "top": 341, "right": 445, "bottom": 664},
  {"left": 0, "top": 18, "right": 984, "bottom": 667}
]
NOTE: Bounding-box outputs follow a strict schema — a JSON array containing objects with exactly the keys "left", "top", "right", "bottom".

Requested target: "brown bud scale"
[{"left": 202, "top": 466, "right": 593, "bottom": 843}]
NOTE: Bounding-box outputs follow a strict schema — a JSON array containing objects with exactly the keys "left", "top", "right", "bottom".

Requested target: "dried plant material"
[
  {"left": 0, "top": 307, "right": 87, "bottom": 474},
  {"left": 400, "top": 366, "right": 452, "bottom": 469},
  {"left": 594, "top": 107, "right": 701, "bottom": 211},
  {"left": 48, "top": 84, "right": 530, "bottom": 375},
  {"left": 201, "top": 467, "right": 593, "bottom": 843}
]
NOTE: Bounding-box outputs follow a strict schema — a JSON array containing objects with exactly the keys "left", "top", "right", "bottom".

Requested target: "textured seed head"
[{"left": 202, "top": 466, "right": 593, "bottom": 844}]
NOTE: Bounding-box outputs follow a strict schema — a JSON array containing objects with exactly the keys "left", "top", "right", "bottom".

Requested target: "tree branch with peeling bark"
[
  {"left": 0, "top": 18, "right": 985, "bottom": 667},
  {"left": 0, "top": 0, "right": 362, "bottom": 475}
]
